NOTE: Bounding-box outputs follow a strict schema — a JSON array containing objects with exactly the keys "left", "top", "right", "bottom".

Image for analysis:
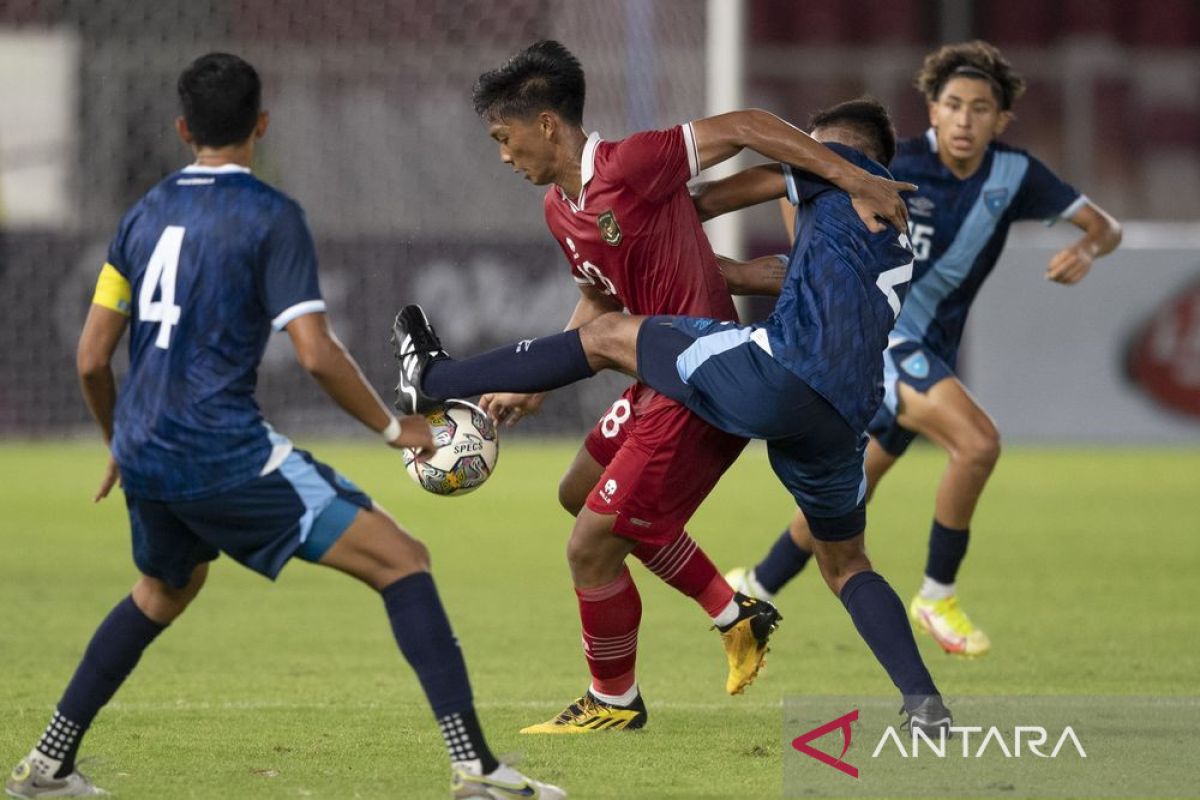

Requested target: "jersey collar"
[
  {"left": 182, "top": 163, "right": 252, "bottom": 174},
  {"left": 558, "top": 132, "right": 602, "bottom": 212}
]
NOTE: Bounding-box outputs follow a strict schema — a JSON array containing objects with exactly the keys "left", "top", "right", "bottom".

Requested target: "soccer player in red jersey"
[{"left": 457, "top": 41, "right": 913, "bottom": 732}]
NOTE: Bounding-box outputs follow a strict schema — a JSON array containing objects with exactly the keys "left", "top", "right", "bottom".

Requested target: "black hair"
[
  {"left": 471, "top": 40, "right": 586, "bottom": 125},
  {"left": 915, "top": 40, "right": 1025, "bottom": 111},
  {"left": 808, "top": 97, "right": 897, "bottom": 166},
  {"left": 177, "top": 52, "right": 262, "bottom": 148}
]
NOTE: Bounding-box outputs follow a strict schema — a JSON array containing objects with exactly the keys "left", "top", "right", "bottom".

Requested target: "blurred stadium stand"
[{"left": 0, "top": 0, "right": 1196, "bottom": 438}]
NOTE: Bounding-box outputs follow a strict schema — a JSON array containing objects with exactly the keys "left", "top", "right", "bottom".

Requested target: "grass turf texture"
[{"left": 1, "top": 441, "right": 1197, "bottom": 799}]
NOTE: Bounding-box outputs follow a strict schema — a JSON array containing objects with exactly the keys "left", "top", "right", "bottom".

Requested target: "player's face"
[
  {"left": 928, "top": 77, "right": 1011, "bottom": 169},
  {"left": 488, "top": 116, "right": 556, "bottom": 185}
]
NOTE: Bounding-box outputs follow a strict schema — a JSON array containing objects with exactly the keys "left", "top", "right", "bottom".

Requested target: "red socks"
[
  {"left": 575, "top": 566, "right": 642, "bottom": 696},
  {"left": 634, "top": 532, "right": 734, "bottom": 618}
]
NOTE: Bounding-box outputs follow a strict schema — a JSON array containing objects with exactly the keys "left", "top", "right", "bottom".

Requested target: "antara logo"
[{"left": 792, "top": 710, "right": 1087, "bottom": 779}]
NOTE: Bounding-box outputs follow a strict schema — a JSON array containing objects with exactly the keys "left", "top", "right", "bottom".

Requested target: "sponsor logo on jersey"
[
  {"left": 900, "top": 351, "right": 930, "bottom": 379},
  {"left": 598, "top": 210, "right": 622, "bottom": 246},
  {"left": 599, "top": 478, "right": 618, "bottom": 503},
  {"left": 983, "top": 188, "right": 1010, "bottom": 216},
  {"left": 908, "top": 196, "right": 935, "bottom": 217}
]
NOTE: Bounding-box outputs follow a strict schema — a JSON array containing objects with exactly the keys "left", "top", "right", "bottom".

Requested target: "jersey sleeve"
[
  {"left": 94, "top": 211, "right": 136, "bottom": 314},
  {"left": 259, "top": 200, "right": 325, "bottom": 331},
  {"left": 1013, "top": 154, "right": 1086, "bottom": 224},
  {"left": 609, "top": 125, "right": 700, "bottom": 203},
  {"left": 782, "top": 163, "right": 827, "bottom": 206}
]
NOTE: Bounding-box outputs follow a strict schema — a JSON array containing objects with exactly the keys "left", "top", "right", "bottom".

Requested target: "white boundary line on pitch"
[{"left": 4, "top": 699, "right": 783, "bottom": 713}]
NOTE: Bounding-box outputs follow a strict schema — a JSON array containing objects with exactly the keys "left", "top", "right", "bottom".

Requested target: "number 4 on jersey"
[{"left": 140, "top": 226, "right": 185, "bottom": 349}]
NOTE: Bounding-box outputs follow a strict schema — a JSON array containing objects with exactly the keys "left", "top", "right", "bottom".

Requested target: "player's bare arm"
[
  {"left": 689, "top": 109, "right": 916, "bottom": 233},
  {"left": 480, "top": 282, "right": 621, "bottom": 426},
  {"left": 286, "top": 312, "right": 435, "bottom": 456},
  {"left": 691, "top": 164, "right": 787, "bottom": 222},
  {"left": 77, "top": 304, "right": 129, "bottom": 501},
  {"left": 717, "top": 254, "right": 788, "bottom": 297},
  {"left": 1046, "top": 201, "right": 1122, "bottom": 285}
]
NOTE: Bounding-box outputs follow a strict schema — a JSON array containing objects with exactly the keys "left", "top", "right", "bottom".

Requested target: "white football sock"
[
  {"left": 711, "top": 597, "right": 740, "bottom": 628},
  {"left": 919, "top": 576, "right": 956, "bottom": 600},
  {"left": 746, "top": 569, "right": 775, "bottom": 602},
  {"left": 591, "top": 682, "right": 639, "bottom": 707}
]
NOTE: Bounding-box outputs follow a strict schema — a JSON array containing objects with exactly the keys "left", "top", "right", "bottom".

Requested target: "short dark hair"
[
  {"left": 471, "top": 40, "right": 586, "bottom": 125},
  {"left": 915, "top": 40, "right": 1025, "bottom": 111},
  {"left": 809, "top": 97, "right": 897, "bottom": 166},
  {"left": 177, "top": 53, "right": 261, "bottom": 148}
]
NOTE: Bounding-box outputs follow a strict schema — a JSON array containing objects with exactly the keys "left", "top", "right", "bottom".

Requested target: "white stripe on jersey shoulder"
[
  {"left": 924, "top": 128, "right": 938, "bottom": 152},
  {"left": 182, "top": 163, "right": 252, "bottom": 174},
  {"left": 1057, "top": 194, "right": 1089, "bottom": 222},
  {"left": 558, "top": 132, "right": 602, "bottom": 213},
  {"left": 580, "top": 132, "right": 601, "bottom": 187},
  {"left": 681, "top": 122, "right": 701, "bottom": 178},
  {"left": 272, "top": 299, "right": 327, "bottom": 331},
  {"left": 782, "top": 163, "right": 800, "bottom": 206}
]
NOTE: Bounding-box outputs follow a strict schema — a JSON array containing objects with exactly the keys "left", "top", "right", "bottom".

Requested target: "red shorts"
[{"left": 583, "top": 383, "right": 748, "bottom": 545}]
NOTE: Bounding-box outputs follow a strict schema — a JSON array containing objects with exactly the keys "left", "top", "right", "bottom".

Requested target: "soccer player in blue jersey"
[
  {"left": 722, "top": 41, "right": 1122, "bottom": 657},
  {"left": 4, "top": 53, "right": 565, "bottom": 800},
  {"left": 393, "top": 99, "right": 953, "bottom": 730}
]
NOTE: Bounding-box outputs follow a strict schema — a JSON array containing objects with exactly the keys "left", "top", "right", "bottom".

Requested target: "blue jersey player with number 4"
[
  {"left": 721, "top": 41, "right": 1123, "bottom": 658},
  {"left": 5, "top": 53, "right": 565, "bottom": 800},
  {"left": 393, "top": 98, "right": 953, "bottom": 732}
]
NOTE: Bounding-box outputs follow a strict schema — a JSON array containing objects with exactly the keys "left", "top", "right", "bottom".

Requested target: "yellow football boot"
[{"left": 909, "top": 594, "right": 991, "bottom": 656}]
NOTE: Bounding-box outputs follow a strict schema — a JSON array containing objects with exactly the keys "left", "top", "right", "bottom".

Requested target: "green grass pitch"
[{"left": 2, "top": 440, "right": 1197, "bottom": 798}]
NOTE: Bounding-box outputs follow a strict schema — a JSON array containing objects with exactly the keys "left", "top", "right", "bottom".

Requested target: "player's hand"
[
  {"left": 847, "top": 172, "right": 918, "bottom": 234},
  {"left": 479, "top": 392, "right": 546, "bottom": 427},
  {"left": 94, "top": 454, "right": 121, "bottom": 503},
  {"left": 388, "top": 415, "right": 438, "bottom": 461},
  {"left": 1046, "top": 244, "right": 1095, "bottom": 285}
]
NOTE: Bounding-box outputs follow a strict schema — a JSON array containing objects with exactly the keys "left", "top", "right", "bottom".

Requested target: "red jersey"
[{"left": 543, "top": 125, "right": 737, "bottom": 321}]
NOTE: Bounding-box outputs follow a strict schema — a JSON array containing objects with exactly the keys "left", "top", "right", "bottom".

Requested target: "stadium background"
[
  {"left": 2, "top": 3, "right": 1199, "bottom": 798},
  {"left": 1, "top": 0, "right": 1198, "bottom": 442}
]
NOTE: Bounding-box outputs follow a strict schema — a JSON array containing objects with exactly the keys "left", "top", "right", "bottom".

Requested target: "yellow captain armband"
[{"left": 93, "top": 263, "right": 132, "bottom": 316}]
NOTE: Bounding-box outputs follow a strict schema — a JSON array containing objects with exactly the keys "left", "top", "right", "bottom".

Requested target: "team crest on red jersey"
[{"left": 598, "top": 210, "right": 622, "bottom": 246}]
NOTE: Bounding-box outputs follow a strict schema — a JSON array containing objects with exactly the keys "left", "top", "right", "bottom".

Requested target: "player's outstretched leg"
[
  {"left": 811, "top": 535, "right": 952, "bottom": 736},
  {"left": 392, "top": 304, "right": 597, "bottom": 415},
  {"left": 318, "top": 505, "right": 565, "bottom": 797},
  {"left": 633, "top": 533, "right": 781, "bottom": 695},
  {"left": 6, "top": 567, "right": 207, "bottom": 799},
  {"left": 391, "top": 305, "right": 450, "bottom": 415}
]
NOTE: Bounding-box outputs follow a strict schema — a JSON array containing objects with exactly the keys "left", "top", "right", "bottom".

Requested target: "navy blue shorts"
[
  {"left": 638, "top": 316, "right": 868, "bottom": 541},
  {"left": 867, "top": 340, "right": 956, "bottom": 456},
  {"left": 126, "top": 449, "right": 372, "bottom": 588}
]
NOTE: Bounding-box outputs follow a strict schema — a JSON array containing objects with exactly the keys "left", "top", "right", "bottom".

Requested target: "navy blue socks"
[
  {"left": 753, "top": 529, "right": 813, "bottom": 594},
  {"left": 925, "top": 520, "right": 970, "bottom": 585},
  {"left": 381, "top": 572, "right": 497, "bottom": 772},
  {"left": 49, "top": 595, "right": 167, "bottom": 775},
  {"left": 424, "top": 329, "right": 594, "bottom": 399},
  {"left": 839, "top": 571, "right": 939, "bottom": 705}
]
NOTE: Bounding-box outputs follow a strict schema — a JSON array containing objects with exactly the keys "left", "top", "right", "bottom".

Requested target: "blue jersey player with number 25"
[
  {"left": 722, "top": 41, "right": 1122, "bottom": 658},
  {"left": 393, "top": 98, "right": 953, "bottom": 733},
  {"left": 5, "top": 53, "right": 564, "bottom": 800}
]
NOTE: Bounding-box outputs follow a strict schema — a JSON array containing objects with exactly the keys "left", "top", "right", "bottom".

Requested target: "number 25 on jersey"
[{"left": 140, "top": 226, "right": 185, "bottom": 349}]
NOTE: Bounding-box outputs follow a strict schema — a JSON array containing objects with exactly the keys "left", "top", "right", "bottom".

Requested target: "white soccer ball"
[{"left": 403, "top": 400, "right": 499, "bottom": 496}]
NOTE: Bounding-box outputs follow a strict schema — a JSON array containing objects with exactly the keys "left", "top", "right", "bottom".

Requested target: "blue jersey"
[
  {"left": 892, "top": 130, "right": 1083, "bottom": 365},
  {"left": 766, "top": 143, "right": 915, "bottom": 433},
  {"left": 104, "top": 165, "right": 324, "bottom": 501}
]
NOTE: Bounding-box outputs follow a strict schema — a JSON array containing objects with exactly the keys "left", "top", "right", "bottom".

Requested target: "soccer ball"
[{"left": 403, "top": 400, "right": 499, "bottom": 496}]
